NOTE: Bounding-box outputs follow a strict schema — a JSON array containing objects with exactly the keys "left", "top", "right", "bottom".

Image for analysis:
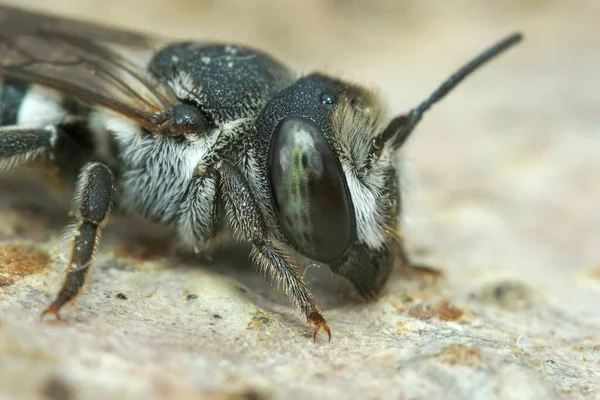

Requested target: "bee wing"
[{"left": 0, "top": 6, "right": 180, "bottom": 131}]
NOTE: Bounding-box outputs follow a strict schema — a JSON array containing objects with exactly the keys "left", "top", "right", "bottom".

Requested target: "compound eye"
[{"left": 268, "top": 117, "right": 354, "bottom": 263}]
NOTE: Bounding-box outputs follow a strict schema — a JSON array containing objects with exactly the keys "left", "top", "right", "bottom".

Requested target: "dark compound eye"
[{"left": 268, "top": 117, "right": 354, "bottom": 263}]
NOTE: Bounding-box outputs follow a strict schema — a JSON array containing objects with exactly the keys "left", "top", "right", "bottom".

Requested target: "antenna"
[{"left": 372, "top": 32, "right": 523, "bottom": 152}]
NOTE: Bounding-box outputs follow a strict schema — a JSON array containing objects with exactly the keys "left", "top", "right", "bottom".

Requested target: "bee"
[{"left": 0, "top": 5, "right": 522, "bottom": 341}]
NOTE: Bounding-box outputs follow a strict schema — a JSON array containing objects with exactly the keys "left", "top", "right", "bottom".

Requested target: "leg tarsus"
[
  {"left": 251, "top": 243, "right": 327, "bottom": 339},
  {"left": 306, "top": 309, "right": 331, "bottom": 342},
  {"left": 407, "top": 263, "right": 443, "bottom": 279},
  {"left": 217, "top": 160, "right": 329, "bottom": 341},
  {"left": 396, "top": 242, "right": 443, "bottom": 281},
  {"left": 41, "top": 163, "right": 115, "bottom": 318},
  {"left": 40, "top": 305, "right": 61, "bottom": 320}
]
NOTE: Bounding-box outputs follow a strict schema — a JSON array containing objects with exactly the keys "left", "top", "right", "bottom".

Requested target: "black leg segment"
[
  {"left": 0, "top": 126, "right": 56, "bottom": 173},
  {"left": 217, "top": 160, "right": 330, "bottom": 342},
  {"left": 42, "top": 162, "right": 116, "bottom": 318}
]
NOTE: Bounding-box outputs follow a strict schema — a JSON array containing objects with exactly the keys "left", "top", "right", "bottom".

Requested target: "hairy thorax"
[{"left": 99, "top": 112, "right": 218, "bottom": 223}]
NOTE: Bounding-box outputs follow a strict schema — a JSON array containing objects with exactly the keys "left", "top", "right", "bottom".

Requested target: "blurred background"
[{"left": 0, "top": 1, "right": 598, "bottom": 398}]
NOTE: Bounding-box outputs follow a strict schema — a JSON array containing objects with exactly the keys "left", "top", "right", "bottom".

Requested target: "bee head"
[
  {"left": 258, "top": 32, "right": 522, "bottom": 297},
  {"left": 257, "top": 73, "right": 401, "bottom": 296}
]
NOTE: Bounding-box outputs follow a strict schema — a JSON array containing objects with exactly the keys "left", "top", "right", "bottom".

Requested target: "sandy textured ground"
[{"left": 0, "top": 1, "right": 599, "bottom": 399}]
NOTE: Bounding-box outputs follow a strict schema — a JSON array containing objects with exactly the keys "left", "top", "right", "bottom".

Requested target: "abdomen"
[{"left": 0, "top": 79, "right": 100, "bottom": 182}]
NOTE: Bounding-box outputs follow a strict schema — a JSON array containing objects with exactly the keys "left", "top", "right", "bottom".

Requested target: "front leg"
[
  {"left": 42, "top": 162, "right": 116, "bottom": 318},
  {"left": 395, "top": 238, "right": 443, "bottom": 281},
  {"left": 217, "top": 160, "right": 330, "bottom": 342}
]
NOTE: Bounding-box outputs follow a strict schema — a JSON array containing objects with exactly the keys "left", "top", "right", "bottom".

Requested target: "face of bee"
[{"left": 260, "top": 73, "right": 402, "bottom": 289}]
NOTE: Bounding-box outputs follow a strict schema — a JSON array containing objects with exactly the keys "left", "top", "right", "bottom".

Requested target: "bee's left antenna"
[{"left": 372, "top": 32, "right": 523, "bottom": 152}]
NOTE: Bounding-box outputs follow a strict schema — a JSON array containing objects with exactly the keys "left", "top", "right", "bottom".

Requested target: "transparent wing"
[{"left": 0, "top": 6, "right": 180, "bottom": 131}]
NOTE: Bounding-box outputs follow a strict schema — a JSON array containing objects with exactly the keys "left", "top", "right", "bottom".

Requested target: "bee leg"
[
  {"left": 42, "top": 162, "right": 115, "bottom": 319},
  {"left": 0, "top": 126, "right": 56, "bottom": 173},
  {"left": 177, "top": 171, "right": 219, "bottom": 251},
  {"left": 217, "top": 160, "right": 331, "bottom": 342},
  {"left": 396, "top": 241, "right": 443, "bottom": 281}
]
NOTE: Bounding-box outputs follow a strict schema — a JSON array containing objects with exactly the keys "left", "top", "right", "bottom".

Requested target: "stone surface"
[{"left": 0, "top": 1, "right": 599, "bottom": 399}]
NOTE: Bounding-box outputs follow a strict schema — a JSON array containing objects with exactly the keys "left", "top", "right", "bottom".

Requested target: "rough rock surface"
[{"left": 0, "top": 1, "right": 598, "bottom": 399}]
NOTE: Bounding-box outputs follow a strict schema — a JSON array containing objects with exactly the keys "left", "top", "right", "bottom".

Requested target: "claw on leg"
[
  {"left": 40, "top": 270, "right": 84, "bottom": 321},
  {"left": 40, "top": 303, "right": 61, "bottom": 320},
  {"left": 307, "top": 310, "right": 331, "bottom": 343}
]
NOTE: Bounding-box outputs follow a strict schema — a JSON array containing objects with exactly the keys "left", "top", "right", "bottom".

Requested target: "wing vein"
[{"left": 0, "top": 6, "right": 181, "bottom": 133}]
